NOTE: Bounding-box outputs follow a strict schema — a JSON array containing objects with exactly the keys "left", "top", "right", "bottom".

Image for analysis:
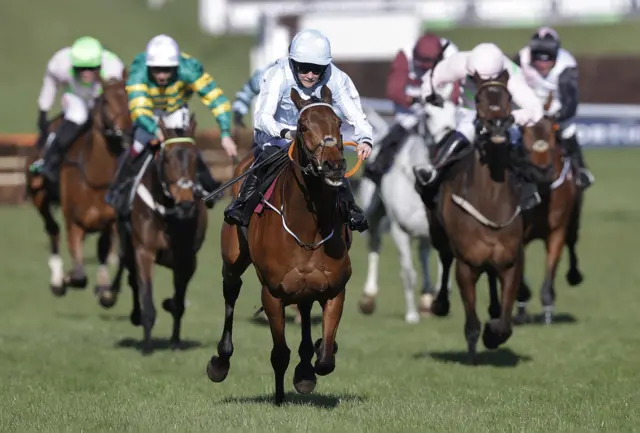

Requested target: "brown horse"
[
  {"left": 99, "top": 116, "right": 208, "bottom": 353},
  {"left": 26, "top": 78, "right": 131, "bottom": 297},
  {"left": 427, "top": 72, "right": 525, "bottom": 363},
  {"left": 207, "top": 86, "right": 354, "bottom": 404},
  {"left": 514, "top": 100, "right": 583, "bottom": 324}
]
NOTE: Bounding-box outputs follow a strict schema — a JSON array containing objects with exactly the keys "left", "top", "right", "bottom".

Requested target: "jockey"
[
  {"left": 105, "top": 34, "right": 237, "bottom": 215},
  {"left": 223, "top": 29, "right": 374, "bottom": 231},
  {"left": 232, "top": 65, "right": 269, "bottom": 129},
  {"left": 30, "top": 36, "right": 125, "bottom": 183},
  {"left": 515, "top": 26, "right": 594, "bottom": 190},
  {"left": 362, "top": 32, "right": 460, "bottom": 185},
  {"left": 415, "top": 42, "right": 544, "bottom": 210}
]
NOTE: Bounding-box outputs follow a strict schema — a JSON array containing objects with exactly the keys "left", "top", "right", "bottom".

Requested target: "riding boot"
[
  {"left": 105, "top": 148, "right": 151, "bottom": 217},
  {"left": 195, "top": 153, "right": 221, "bottom": 209},
  {"left": 40, "top": 120, "right": 83, "bottom": 184},
  {"left": 413, "top": 131, "right": 469, "bottom": 210},
  {"left": 563, "top": 135, "right": 594, "bottom": 190},
  {"left": 223, "top": 147, "right": 277, "bottom": 226},
  {"left": 363, "top": 123, "right": 409, "bottom": 185},
  {"left": 338, "top": 179, "right": 369, "bottom": 232}
]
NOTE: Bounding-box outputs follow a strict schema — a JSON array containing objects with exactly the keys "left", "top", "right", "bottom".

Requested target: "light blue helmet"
[{"left": 289, "top": 29, "right": 332, "bottom": 66}]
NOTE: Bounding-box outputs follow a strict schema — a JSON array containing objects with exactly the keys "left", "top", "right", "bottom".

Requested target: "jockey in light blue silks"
[{"left": 223, "top": 29, "right": 374, "bottom": 231}]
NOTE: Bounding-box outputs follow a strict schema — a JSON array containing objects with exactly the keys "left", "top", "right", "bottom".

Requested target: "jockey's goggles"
[
  {"left": 149, "top": 66, "right": 177, "bottom": 74},
  {"left": 529, "top": 39, "right": 559, "bottom": 61},
  {"left": 295, "top": 62, "right": 326, "bottom": 75},
  {"left": 74, "top": 66, "right": 101, "bottom": 72}
]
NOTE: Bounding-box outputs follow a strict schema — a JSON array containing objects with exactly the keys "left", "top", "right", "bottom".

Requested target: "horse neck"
[
  {"left": 466, "top": 149, "right": 519, "bottom": 215},
  {"left": 396, "top": 132, "right": 428, "bottom": 169},
  {"left": 281, "top": 159, "right": 339, "bottom": 238}
]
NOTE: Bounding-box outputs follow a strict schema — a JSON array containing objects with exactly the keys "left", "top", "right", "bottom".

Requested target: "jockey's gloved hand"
[
  {"left": 424, "top": 93, "right": 444, "bottom": 108},
  {"left": 233, "top": 111, "right": 246, "bottom": 128},
  {"left": 37, "top": 110, "right": 49, "bottom": 134},
  {"left": 280, "top": 129, "right": 295, "bottom": 141}
]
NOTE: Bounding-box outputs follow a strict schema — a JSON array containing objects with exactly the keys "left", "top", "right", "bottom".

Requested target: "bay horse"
[
  {"left": 513, "top": 94, "right": 584, "bottom": 324},
  {"left": 207, "top": 86, "right": 355, "bottom": 405},
  {"left": 426, "top": 71, "right": 525, "bottom": 363},
  {"left": 99, "top": 116, "right": 208, "bottom": 354},
  {"left": 30, "top": 78, "right": 132, "bottom": 297}
]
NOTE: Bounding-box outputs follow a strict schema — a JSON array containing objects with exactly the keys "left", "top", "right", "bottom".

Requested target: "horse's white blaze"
[
  {"left": 532, "top": 139, "right": 549, "bottom": 153},
  {"left": 48, "top": 254, "right": 64, "bottom": 287}
]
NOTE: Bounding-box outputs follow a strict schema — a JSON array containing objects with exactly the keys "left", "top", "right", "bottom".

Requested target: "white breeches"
[
  {"left": 62, "top": 93, "right": 92, "bottom": 125},
  {"left": 132, "top": 106, "right": 191, "bottom": 153}
]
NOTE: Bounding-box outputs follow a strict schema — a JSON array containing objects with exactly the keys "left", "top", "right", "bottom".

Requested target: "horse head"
[
  {"left": 520, "top": 114, "right": 558, "bottom": 184},
  {"left": 94, "top": 72, "right": 133, "bottom": 153},
  {"left": 155, "top": 115, "right": 200, "bottom": 219},
  {"left": 290, "top": 85, "right": 346, "bottom": 188}
]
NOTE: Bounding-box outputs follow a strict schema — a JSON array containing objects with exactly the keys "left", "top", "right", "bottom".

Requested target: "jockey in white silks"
[
  {"left": 30, "top": 36, "right": 125, "bottom": 183},
  {"left": 362, "top": 32, "right": 460, "bottom": 185},
  {"left": 414, "top": 42, "right": 545, "bottom": 210},
  {"left": 515, "top": 26, "right": 594, "bottom": 190},
  {"left": 223, "top": 29, "right": 374, "bottom": 231}
]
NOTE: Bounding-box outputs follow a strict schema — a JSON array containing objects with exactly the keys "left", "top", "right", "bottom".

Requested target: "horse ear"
[
  {"left": 189, "top": 113, "right": 197, "bottom": 136},
  {"left": 496, "top": 69, "right": 509, "bottom": 84},
  {"left": 290, "top": 88, "right": 304, "bottom": 109},
  {"left": 320, "top": 85, "right": 332, "bottom": 104}
]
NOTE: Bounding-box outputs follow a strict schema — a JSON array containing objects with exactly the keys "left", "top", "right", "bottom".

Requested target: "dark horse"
[
  {"left": 25, "top": 78, "right": 131, "bottom": 297},
  {"left": 98, "top": 116, "right": 208, "bottom": 354},
  {"left": 514, "top": 94, "right": 584, "bottom": 324},
  {"left": 427, "top": 71, "right": 526, "bottom": 363},
  {"left": 207, "top": 86, "right": 354, "bottom": 404}
]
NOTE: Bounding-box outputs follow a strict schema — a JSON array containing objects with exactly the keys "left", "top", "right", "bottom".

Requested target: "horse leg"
[
  {"left": 389, "top": 221, "right": 419, "bottom": 323},
  {"left": 134, "top": 247, "right": 156, "bottom": 355},
  {"left": 540, "top": 229, "right": 565, "bottom": 325},
  {"left": 359, "top": 209, "right": 383, "bottom": 315},
  {"left": 314, "top": 289, "right": 345, "bottom": 376},
  {"left": 293, "top": 300, "right": 316, "bottom": 395},
  {"left": 486, "top": 269, "right": 501, "bottom": 319},
  {"left": 263, "top": 286, "right": 290, "bottom": 405},
  {"left": 514, "top": 261, "right": 533, "bottom": 325},
  {"left": 418, "top": 236, "right": 436, "bottom": 317},
  {"left": 38, "top": 195, "right": 64, "bottom": 296},
  {"left": 99, "top": 222, "right": 129, "bottom": 309},
  {"left": 128, "top": 265, "right": 141, "bottom": 327},
  {"left": 207, "top": 260, "right": 250, "bottom": 383},
  {"left": 482, "top": 251, "right": 523, "bottom": 350},
  {"left": 93, "top": 227, "right": 112, "bottom": 297},
  {"left": 565, "top": 197, "right": 584, "bottom": 286},
  {"left": 455, "top": 260, "right": 481, "bottom": 364},
  {"left": 64, "top": 222, "right": 87, "bottom": 289},
  {"left": 164, "top": 255, "right": 196, "bottom": 350},
  {"left": 431, "top": 249, "right": 454, "bottom": 317}
]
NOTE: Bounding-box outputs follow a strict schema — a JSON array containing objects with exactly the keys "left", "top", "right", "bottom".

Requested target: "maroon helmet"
[{"left": 412, "top": 32, "right": 444, "bottom": 75}]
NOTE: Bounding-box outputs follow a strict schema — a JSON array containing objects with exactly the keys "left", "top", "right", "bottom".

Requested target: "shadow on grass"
[
  {"left": 114, "top": 337, "right": 204, "bottom": 352},
  {"left": 217, "top": 392, "right": 364, "bottom": 408},
  {"left": 247, "top": 313, "right": 323, "bottom": 327},
  {"left": 414, "top": 347, "right": 532, "bottom": 367}
]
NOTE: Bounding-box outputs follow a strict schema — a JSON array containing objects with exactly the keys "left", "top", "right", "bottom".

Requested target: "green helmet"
[{"left": 70, "top": 36, "right": 103, "bottom": 68}]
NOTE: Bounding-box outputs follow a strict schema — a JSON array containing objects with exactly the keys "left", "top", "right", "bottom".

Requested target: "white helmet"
[
  {"left": 145, "top": 34, "right": 180, "bottom": 67},
  {"left": 289, "top": 29, "right": 332, "bottom": 66},
  {"left": 468, "top": 43, "right": 505, "bottom": 80}
]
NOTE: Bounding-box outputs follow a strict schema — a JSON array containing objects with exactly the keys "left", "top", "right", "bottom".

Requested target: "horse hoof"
[
  {"left": 512, "top": 313, "right": 531, "bottom": 326},
  {"left": 206, "top": 356, "right": 230, "bottom": 383},
  {"left": 130, "top": 310, "right": 141, "bottom": 327},
  {"left": 314, "top": 339, "right": 338, "bottom": 356},
  {"left": 358, "top": 294, "right": 376, "bottom": 315},
  {"left": 431, "top": 299, "right": 450, "bottom": 317},
  {"left": 566, "top": 268, "right": 583, "bottom": 286},
  {"left": 98, "top": 289, "right": 117, "bottom": 309},
  {"left": 274, "top": 393, "right": 286, "bottom": 406},
  {"left": 66, "top": 275, "right": 87, "bottom": 289},
  {"left": 141, "top": 341, "right": 154, "bottom": 356},
  {"left": 419, "top": 294, "right": 434, "bottom": 317},
  {"left": 314, "top": 358, "right": 336, "bottom": 376},
  {"left": 405, "top": 312, "right": 420, "bottom": 324},
  {"left": 50, "top": 284, "right": 66, "bottom": 297},
  {"left": 162, "top": 298, "right": 174, "bottom": 313},
  {"left": 482, "top": 319, "right": 512, "bottom": 350},
  {"left": 170, "top": 340, "right": 183, "bottom": 351},
  {"left": 293, "top": 365, "right": 317, "bottom": 394}
]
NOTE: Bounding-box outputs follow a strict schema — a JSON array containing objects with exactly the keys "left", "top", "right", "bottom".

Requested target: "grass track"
[{"left": 1, "top": 148, "right": 639, "bottom": 432}]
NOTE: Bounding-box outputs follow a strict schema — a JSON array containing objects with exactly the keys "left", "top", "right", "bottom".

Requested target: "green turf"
[
  {"left": 0, "top": 0, "right": 254, "bottom": 133},
  {"left": 434, "top": 21, "right": 640, "bottom": 56},
  {"left": 0, "top": 148, "right": 639, "bottom": 432}
]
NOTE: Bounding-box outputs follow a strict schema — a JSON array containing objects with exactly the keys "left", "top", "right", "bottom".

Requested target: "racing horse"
[
  {"left": 27, "top": 77, "right": 131, "bottom": 297},
  {"left": 98, "top": 116, "right": 208, "bottom": 354},
  {"left": 426, "top": 71, "right": 525, "bottom": 363},
  {"left": 357, "top": 94, "right": 457, "bottom": 323},
  {"left": 207, "top": 86, "right": 358, "bottom": 405},
  {"left": 513, "top": 94, "right": 584, "bottom": 324}
]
